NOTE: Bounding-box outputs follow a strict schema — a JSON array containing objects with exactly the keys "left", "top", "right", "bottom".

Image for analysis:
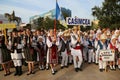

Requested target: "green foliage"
[
  {"left": 92, "top": 0, "right": 120, "bottom": 29},
  {"left": 34, "top": 17, "right": 67, "bottom": 30}
]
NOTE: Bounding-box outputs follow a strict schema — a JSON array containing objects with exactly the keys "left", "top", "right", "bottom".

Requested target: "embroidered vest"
[{"left": 98, "top": 40, "right": 107, "bottom": 49}]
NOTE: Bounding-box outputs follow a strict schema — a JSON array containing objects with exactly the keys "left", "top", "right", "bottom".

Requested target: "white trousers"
[
  {"left": 95, "top": 50, "right": 99, "bottom": 64},
  {"left": 61, "top": 51, "right": 68, "bottom": 66},
  {"left": 13, "top": 60, "right": 22, "bottom": 67},
  {"left": 68, "top": 55, "right": 73, "bottom": 63},
  {"left": 99, "top": 60, "right": 106, "bottom": 69},
  {"left": 71, "top": 49, "right": 83, "bottom": 68},
  {"left": 88, "top": 49, "right": 95, "bottom": 63},
  {"left": 83, "top": 47, "right": 88, "bottom": 61}
]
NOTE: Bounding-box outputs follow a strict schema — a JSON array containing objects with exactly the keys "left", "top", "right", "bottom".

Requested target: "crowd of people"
[{"left": 0, "top": 26, "right": 120, "bottom": 76}]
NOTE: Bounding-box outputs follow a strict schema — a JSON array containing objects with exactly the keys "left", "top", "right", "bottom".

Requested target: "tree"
[{"left": 92, "top": 0, "right": 120, "bottom": 29}]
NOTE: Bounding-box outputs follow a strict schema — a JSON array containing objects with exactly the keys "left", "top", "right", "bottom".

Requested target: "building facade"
[
  {"left": 0, "top": 14, "right": 9, "bottom": 24},
  {"left": 30, "top": 7, "right": 71, "bottom": 28}
]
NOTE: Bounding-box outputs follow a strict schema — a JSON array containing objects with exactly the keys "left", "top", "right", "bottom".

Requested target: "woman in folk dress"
[{"left": 0, "top": 31, "right": 11, "bottom": 76}]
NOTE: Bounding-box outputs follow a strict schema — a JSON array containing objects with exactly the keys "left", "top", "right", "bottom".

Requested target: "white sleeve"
[
  {"left": 80, "top": 37, "right": 83, "bottom": 44},
  {"left": 107, "top": 44, "right": 110, "bottom": 49},
  {"left": 46, "top": 37, "right": 52, "bottom": 48},
  {"left": 71, "top": 35, "right": 77, "bottom": 45},
  {"left": 95, "top": 40, "right": 98, "bottom": 48},
  {"left": 96, "top": 45, "right": 100, "bottom": 52},
  {"left": 56, "top": 38, "right": 59, "bottom": 46}
]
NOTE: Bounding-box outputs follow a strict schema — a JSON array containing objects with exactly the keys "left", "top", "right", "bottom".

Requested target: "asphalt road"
[{"left": 0, "top": 63, "right": 120, "bottom": 80}]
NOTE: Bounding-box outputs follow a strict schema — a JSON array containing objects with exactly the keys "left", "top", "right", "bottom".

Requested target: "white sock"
[
  {"left": 118, "top": 65, "right": 120, "bottom": 68},
  {"left": 52, "top": 68, "right": 54, "bottom": 72},
  {"left": 110, "top": 65, "right": 113, "bottom": 69},
  {"left": 113, "top": 65, "right": 115, "bottom": 69},
  {"left": 39, "top": 66, "right": 42, "bottom": 70},
  {"left": 42, "top": 65, "right": 44, "bottom": 69}
]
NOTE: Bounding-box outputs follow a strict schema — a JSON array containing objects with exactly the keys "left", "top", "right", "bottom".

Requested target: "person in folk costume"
[
  {"left": 82, "top": 32, "right": 89, "bottom": 62},
  {"left": 97, "top": 34, "right": 107, "bottom": 72},
  {"left": 23, "top": 29, "right": 35, "bottom": 75},
  {"left": 71, "top": 26, "right": 83, "bottom": 72},
  {"left": 67, "top": 29, "right": 73, "bottom": 65},
  {"left": 107, "top": 34, "right": 118, "bottom": 70},
  {"left": 36, "top": 36, "right": 45, "bottom": 70},
  {"left": 117, "top": 30, "right": 120, "bottom": 69},
  {"left": 20, "top": 29, "right": 27, "bottom": 66},
  {"left": 57, "top": 31, "right": 63, "bottom": 64},
  {"left": 58, "top": 32, "right": 70, "bottom": 69},
  {"left": 94, "top": 32, "right": 101, "bottom": 65},
  {"left": 40, "top": 30, "right": 48, "bottom": 69},
  {"left": 31, "top": 29, "right": 37, "bottom": 62},
  {"left": 37, "top": 30, "right": 49, "bottom": 70},
  {"left": 0, "top": 30, "right": 11, "bottom": 76},
  {"left": 88, "top": 34, "right": 95, "bottom": 63},
  {"left": 10, "top": 30, "right": 23, "bottom": 76},
  {"left": 46, "top": 29, "right": 59, "bottom": 75}
]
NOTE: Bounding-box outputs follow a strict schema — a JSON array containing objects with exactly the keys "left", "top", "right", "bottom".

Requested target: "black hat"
[{"left": 12, "top": 28, "right": 18, "bottom": 32}]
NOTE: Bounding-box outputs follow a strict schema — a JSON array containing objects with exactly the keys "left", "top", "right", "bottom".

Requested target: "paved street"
[{"left": 0, "top": 63, "right": 120, "bottom": 80}]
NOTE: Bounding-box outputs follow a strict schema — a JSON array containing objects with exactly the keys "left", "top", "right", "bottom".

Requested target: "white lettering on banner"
[
  {"left": 66, "top": 17, "right": 91, "bottom": 26},
  {"left": 99, "top": 49, "right": 115, "bottom": 61}
]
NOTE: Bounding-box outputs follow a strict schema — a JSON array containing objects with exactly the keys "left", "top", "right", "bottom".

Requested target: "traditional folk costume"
[
  {"left": 117, "top": 36, "right": 120, "bottom": 69},
  {"left": 37, "top": 36, "right": 45, "bottom": 70},
  {"left": 46, "top": 35, "right": 59, "bottom": 74},
  {"left": 0, "top": 34, "right": 11, "bottom": 76},
  {"left": 97, "top": 34, "right": 107, "bottom": 72},
  {"left": 82, "top": 33, "right": 89, "bottom": 62},
  {"left": 23, "top": 34, "right": 36, "bottom": 75},
  {"left": 0, "top": 34, "right": 11, "bottom": 64},
  {"left": 23, "top": 35, "right": 36, "bottom": 62},
  {"left": 88, "top": 34, "right": 95, "bottom": 63},
  {"left": 94, "top": 34, "right": 100, "bottom": 64},
  {"left": 11, "top": 34, "right": 23, "bottom": 76},
  {"left": 107, "top": 35, "right": 118, "bottom": 70},
  {"left": 71, "top": 32, "right": 83, "bottom": 72},
  {"left": 68, "top": 38, "right": 73, "bottom": 65},
  {"left": 58, "top": 35, "right": 70, "bottom": 68}
]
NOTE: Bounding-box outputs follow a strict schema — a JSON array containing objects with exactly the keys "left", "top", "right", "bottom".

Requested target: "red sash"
[
  {"left": 110, "top": 43, "right": 118, "bottom": 51},
  {"left": 74, "top": 46, "right": 81, "bottom": 49}
]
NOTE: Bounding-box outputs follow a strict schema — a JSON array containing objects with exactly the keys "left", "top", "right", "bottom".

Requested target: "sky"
[{"left": 0, "top": 0, "right": 104, "bottom": 23}]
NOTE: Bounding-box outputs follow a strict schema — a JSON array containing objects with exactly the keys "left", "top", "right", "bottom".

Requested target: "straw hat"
[
  {"left": 89, "top": 34, "right": 93, "bottom": 37},
  {"left": 84, "top": 32, "right": 88, "bottom": 36},
  {"left": 72, "top": 26, "right": 78, "bottom": 30},
  {"left": 63, "top": 33, "right": 68, "bottom": 37},
  {"left": 100, "top": 34, "right": 107, "bottom": 40}
]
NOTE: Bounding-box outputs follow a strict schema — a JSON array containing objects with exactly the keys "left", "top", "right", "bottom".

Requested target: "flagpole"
[{"left": 54, "top": 0, "right": 57, "bottom": 40}]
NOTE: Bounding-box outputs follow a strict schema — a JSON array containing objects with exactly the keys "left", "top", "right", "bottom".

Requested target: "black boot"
[
  {"left": 14, "top": 66, "right": 18, "bottom": 76},
  {"left": 18, "top": 66, "right": 22, "bottom": 76}
]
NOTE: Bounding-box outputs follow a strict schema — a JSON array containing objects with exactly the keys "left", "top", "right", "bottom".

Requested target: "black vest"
[{"left": 60, "top": 39, "right": 69, "bottom": 52}]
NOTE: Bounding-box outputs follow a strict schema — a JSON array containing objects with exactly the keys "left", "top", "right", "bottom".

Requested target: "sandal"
[
  {"left": 27, "top": 72, "right": 31, "bottom": 75},
  {"left": 4, "top": 73, "right": 8, "bottom": 76},
  {"left": 31, "top": 71, "right": 35, "bottom": 74}
]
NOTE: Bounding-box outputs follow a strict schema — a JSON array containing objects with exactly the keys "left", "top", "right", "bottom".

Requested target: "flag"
[{"left": 56, "top": 1, "right": 68, "bottom": 28}]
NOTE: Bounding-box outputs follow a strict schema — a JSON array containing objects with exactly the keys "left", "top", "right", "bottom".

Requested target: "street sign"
[{"left": 66, "top": 17, "right": 91, "bottom": 26}]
